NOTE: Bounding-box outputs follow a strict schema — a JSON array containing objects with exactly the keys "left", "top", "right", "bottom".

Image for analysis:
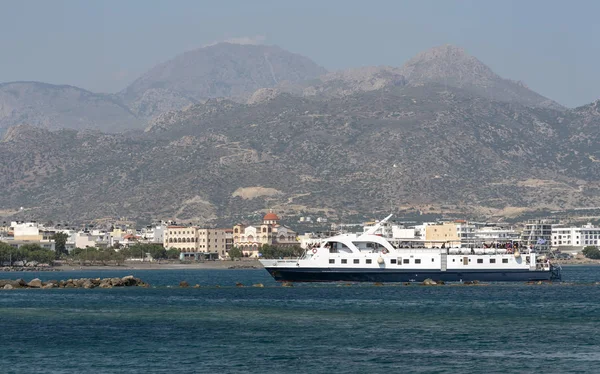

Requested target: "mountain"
[
  {"left": 273, "top": 45, "right": 563, "bottom": 110},
  {"left": 0, "top": 82, "right": 142, "bottom": 133},
  {"left": 398, "top": 45, "right": 563, "bottom": 109},
  {"left": 120, "top": 43, "right": 327, "bottom": 117},
  {"left": 274, "top": 66, "right": 407, "bottom": 99},
  {"left": 1, "top": 83, "right": 599, "bottom": 224}
]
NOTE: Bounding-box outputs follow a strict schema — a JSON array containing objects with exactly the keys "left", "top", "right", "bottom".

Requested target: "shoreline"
[{"left": 52, "top": 260, "right": 264, "bottom": 271}]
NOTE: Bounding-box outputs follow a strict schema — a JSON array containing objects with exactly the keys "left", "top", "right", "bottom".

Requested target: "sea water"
[{"left": 0, "top": 266, "right": 599, "bottom": 373}]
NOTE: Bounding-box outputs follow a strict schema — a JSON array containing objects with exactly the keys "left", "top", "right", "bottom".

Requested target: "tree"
[
  {"left": 228, "top": 246, "right": 243, "bottom": 259},
  {"left": 0, "top": 242, "right": 13, "bottom": 265},
  {"left": 582, "top": 246, "right": 600, "bottom": 259},
  {"left": 52, "top": 232, "right": 70, "bottom": 258},
  {"left": 259, "top": 244, "right": 304, "bottom": 259},
  {"left": 166, "top": 248, "right": 180, "bottom": 259}
]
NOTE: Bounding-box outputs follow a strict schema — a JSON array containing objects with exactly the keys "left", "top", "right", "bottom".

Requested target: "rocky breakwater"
[{"left": 0, "top": 275, "right": 148, "bottom": 290}]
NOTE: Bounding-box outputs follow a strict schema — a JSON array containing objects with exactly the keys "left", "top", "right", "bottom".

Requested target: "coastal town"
[{"left": 2, "top": 209, "right": 600, "bottom": 267}]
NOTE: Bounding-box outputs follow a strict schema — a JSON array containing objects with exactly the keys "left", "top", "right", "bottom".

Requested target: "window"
[
  {"left": 502, "top": 259, "right": 508, "bottom": 264},
  {"left": 431, "top": 258, "right": 434, "bottom": 262},
  {"left": 403, "top": 259, "right": 409, "bottom": 264},
  {"left": 354, "top": 259, "right": 359, "bottom": 264},
  {"left": 341, "top": 259, "right": 347, "bottom": 264},
  {"left": 366, "top": 259, "right": 372, "bottom": 264},
  {"left": 329, "top": 259, "right": 335, "bottom": 264},
  {"left": 415, "top": 259, "right": 421, "bottom": 264},
  {"left": 477, "top": 259, "right": 483, "bottom": 264},
  {"left": 390, "top": 259, "right": 397, "bottom": 264},
  {"left": 490, "top": 259, "right": 496, "bottom": 264}
]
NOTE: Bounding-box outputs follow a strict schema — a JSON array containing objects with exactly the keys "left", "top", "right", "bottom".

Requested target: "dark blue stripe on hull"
[{"left": 266, "top": 268, "right": 553, "bottom": 283}]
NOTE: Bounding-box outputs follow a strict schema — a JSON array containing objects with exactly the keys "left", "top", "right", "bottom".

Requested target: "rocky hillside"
[
  {"left": 120, "top": 43, "right": 327, "bottom": 117},
  {"left": 398, "top": 45, "right": 563, "bottom": 109},
  {"left": 1, "top": 83, "right": 599, "bottom": 224},
  {"left": 273, "top": 45, "right": 562, "bottom": 110},
  {"left": 0, "top": 82, "right": 142, "bottom": 133}
]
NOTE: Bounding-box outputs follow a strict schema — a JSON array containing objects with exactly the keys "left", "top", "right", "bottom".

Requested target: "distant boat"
[{"left": 260, "top": 215, "right": 561, "bottom": 283}]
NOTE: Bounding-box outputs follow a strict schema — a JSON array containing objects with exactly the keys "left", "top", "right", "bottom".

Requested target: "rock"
[
  {"left": 179, "top": 281, "right": 189, "bottom": 288},
  {"left": 193, "top": 284, "right": 201, "bottom": 288},
  {"left": 99, "top": 281, "right": 113, "bottom": 289},
  {"left": 16, "top": 279, "right": 26, "bottom": 287},
  {"left": 3, "top": 284, "right": 14, "bottom": 290},
  {"left": 42, "top": 283, "right": 55, "bottom": 289},
  {"left": 110, "top": 277, "right": 124, "bottom": 287},
  {"left": 281, "top": 282, "right": 293, "bottom": 287},
  {"left": 122, "top": 275, "right": 136, "bottom": 286},
  {"left": 64, "top": 282, "right": 76, "bottom": 288},
  {"left": 403, "top": 282, "right": 411, "bottom": 286},
  {"left": 374, "top": 282, "right": 384, "bottom": 286},
  {"left": 422, "top": 278, "right": 437, "bottom": 286},
  {"left": 252, "top": 283, "right": 264, "bottom": 288},
  {"left": 235, "top": 282, "right": 244, "bottom": 287},
  {"left": 44, "top": 280, "right": 59, "bottom": 287},
  {"left": 82, "top": 280, "right": 95, "bottom": 289},
  {"left": 74, "top": 279, "right": 86, "bottom": 288},
  {"left": 27, "top": 278, "right": 43, "bottom": 288}
]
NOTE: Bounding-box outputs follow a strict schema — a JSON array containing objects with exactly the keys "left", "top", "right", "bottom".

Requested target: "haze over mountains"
[{"left": 1, "top": 42, "right": 599, "bottom": 223}]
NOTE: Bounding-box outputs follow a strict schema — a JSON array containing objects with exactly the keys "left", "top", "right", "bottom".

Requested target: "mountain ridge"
[
  {"left": 1, "top": 83, "right": 599, "bottom": 224},
  {"left": 0, "top": 81, "right": 143, "bottom": 133},
  {"left": 119, "top": 42, "right": 328, "bottom": 117}
]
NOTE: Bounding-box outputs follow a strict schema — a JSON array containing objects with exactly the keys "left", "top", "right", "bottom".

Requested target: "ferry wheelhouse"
[{"left": 260, "top": 217, "right": 561, "bottom": 283}]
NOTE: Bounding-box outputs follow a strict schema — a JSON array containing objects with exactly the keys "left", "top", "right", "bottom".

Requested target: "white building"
[
  {"left": 474, "top": 226, "right": 520, "bottom": 241},
  {"left": 521, "top": 220, "right": 553, "bottom": 252},
  {"left": 11, "top": 221, "right": 42, "bottom": 240},
  {"left": 552, "top": 223, "right": 600, "bottom": 250},
  {"left": 456, "top": 221, "right": 476, "bottom": 242},
  {"left": 140, "top": 224, "right": 166, "bottom": 244}
]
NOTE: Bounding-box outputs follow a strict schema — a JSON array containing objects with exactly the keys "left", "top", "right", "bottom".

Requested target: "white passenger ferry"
[{"left": 260, "top": 216, "right": 561, "bottom": 283}]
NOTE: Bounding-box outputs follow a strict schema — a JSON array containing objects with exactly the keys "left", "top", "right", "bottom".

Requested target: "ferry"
[{"left": 260, "top": 216, "right": 561, "bottom": 283}]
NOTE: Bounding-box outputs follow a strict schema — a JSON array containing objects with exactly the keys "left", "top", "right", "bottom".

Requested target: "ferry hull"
[{"left": 265, "top": 267, "right": 554, "bottom": 283}]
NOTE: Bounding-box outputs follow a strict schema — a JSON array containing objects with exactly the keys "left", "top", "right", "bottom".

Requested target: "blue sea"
[{"left": 1, "top": 266, "right": 599, "bottom": 374}]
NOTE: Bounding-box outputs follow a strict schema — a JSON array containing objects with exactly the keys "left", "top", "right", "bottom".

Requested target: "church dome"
[{"left": 263, "top": 212, "right": 280, "bottom": 221}]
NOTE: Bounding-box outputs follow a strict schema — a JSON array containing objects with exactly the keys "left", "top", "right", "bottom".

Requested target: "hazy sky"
[{"left": 1, "top": 0, "right": 598, "bottom": 107}]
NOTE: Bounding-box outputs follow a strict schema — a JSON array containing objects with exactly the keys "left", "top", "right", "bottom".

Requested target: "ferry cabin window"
[
  {"left": 414, "top": 259, "right": 421, "bottom": 264},
  {"left": 403, "top": 259, "right": 409, "bottom": 264},
  {"left": 366, "top": 259, "right": 372, "bottom": 264},
  {"left": 490, "top": 259, "right": 496, "bottom": 264},
  {"left": 390, "top": 259, "right": 397, "bottom": 264},
  {"left": 341, "top": 259, "right": 347, "bottom": 264},
  {"left": 353, "top": 259, "right": 359, "bottom": 264},
  {"left": 477, "top": 259, "right": 483, "bottom": 264},
  {"left": 329, "top": 259, "right": 335, "bottom": 264},
  {"left": 502, "top": 259, "right": 508, "bottom": 264}
]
